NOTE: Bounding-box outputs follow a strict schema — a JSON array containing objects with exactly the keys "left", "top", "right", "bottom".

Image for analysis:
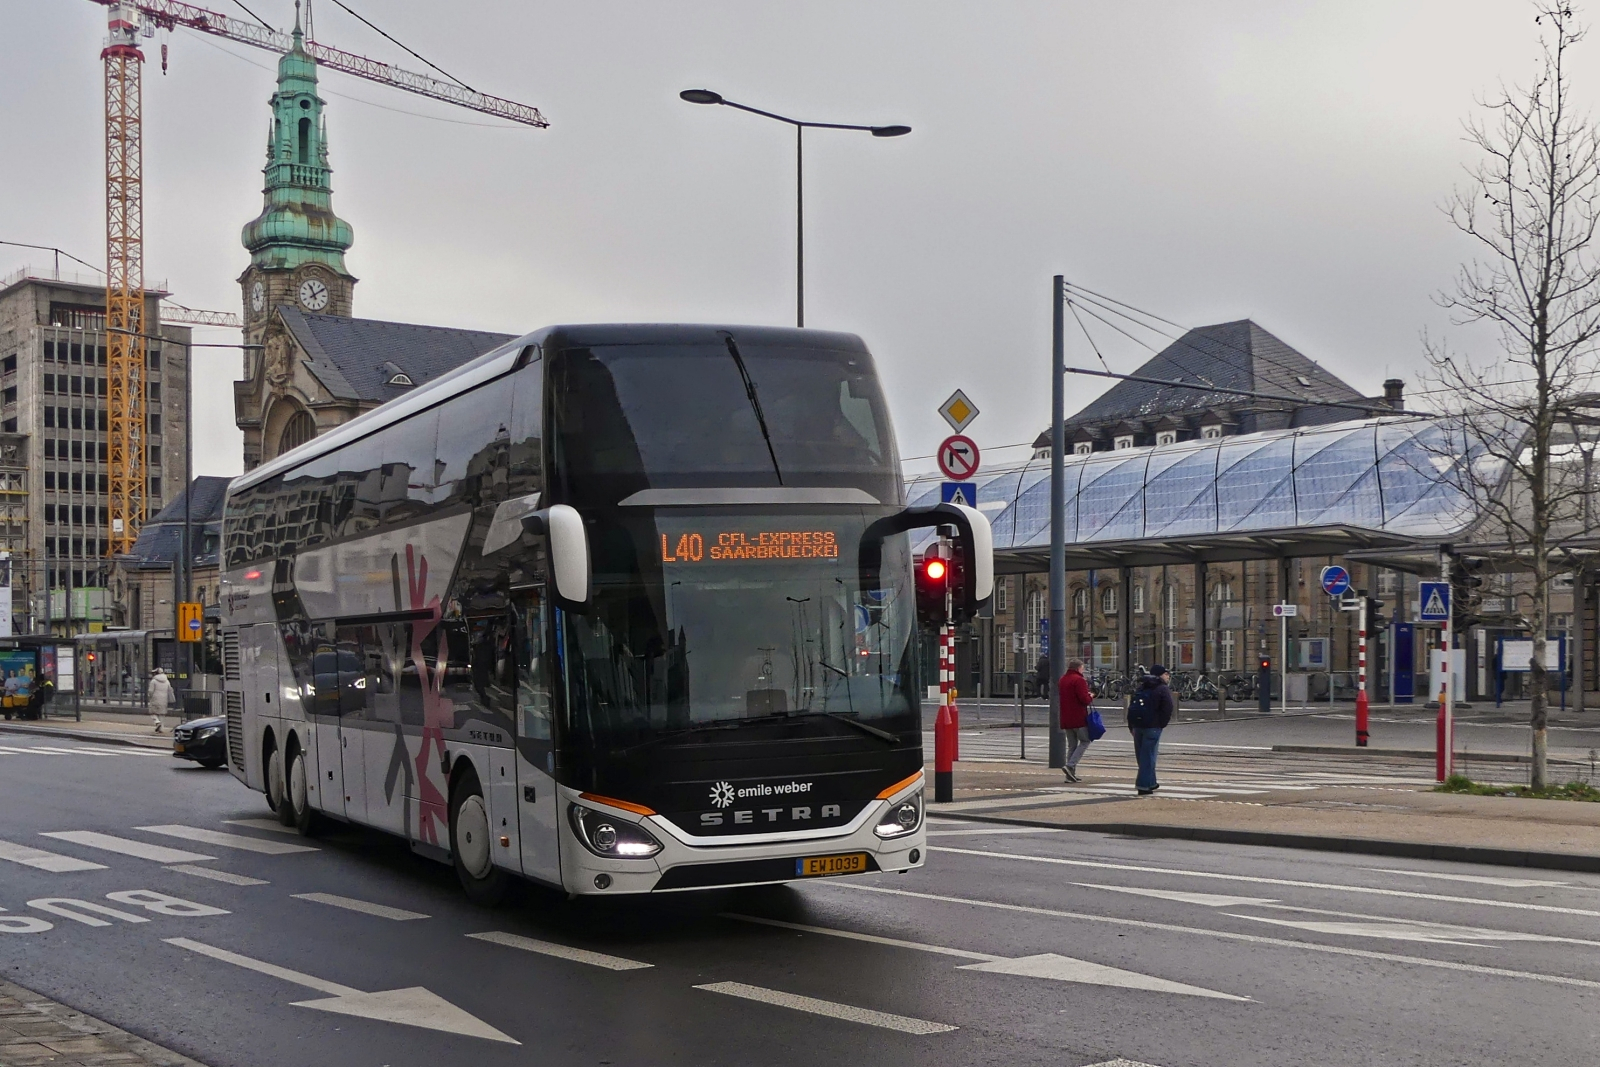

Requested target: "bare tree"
[{"left": 1427, "top": 4, "right": 1600, "bottom": 788}]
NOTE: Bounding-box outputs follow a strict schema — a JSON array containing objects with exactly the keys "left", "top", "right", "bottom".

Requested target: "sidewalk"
[
  {"left": 934, "top": 749, "right": 1600, "bottom": 872},
  {"left": 0, "top": 977, "right": 206, "bottom": 1067},
  {"left": 0, "top": 710, "right": 181, "bottom": 749}
]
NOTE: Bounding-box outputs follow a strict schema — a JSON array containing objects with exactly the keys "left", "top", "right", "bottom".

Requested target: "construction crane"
[{"left": 89, "top": 0, "right": 547, "bottom": 554}]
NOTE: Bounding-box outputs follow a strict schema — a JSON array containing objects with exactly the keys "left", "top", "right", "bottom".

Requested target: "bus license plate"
[{"left": 797, "top": 853, "right": 867, "bottom": 878}]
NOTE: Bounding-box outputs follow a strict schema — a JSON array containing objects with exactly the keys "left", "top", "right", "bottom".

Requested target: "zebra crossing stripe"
[{"left": 0, "top": 839, "right": 107, "bottom": 872}]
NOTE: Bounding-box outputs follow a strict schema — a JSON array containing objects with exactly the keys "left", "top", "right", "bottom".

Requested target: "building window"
[
  {"left": 1220, "top": 629, "right": 1237, "bottom": 671},
  {"left": 148, "top": 414, "right": 161, "bottom": 434},
  {"left": 1073, "top": 442, "right": 1093, "bottom": 456},
  {"left": 44, "top": 472, "right": 54, "bottom": 490},
  {"left": 71, "top": 473, "right": 82, "bottom": 492},
  {"left": 1378, "top": 569, "right": 1398, "bottom": 596},
  {"left": 1210, "top": 581, "right": 1234, "bottom": 605},
  {"left": 1101, "top": 585, "right": 1119, "bottom": 614},
  {"left": 97, "top": 410, "right": 107, "bottom": 431},
  {"left": 148, "top": 382, "right": 160, "bottom": 401},
  {"left": 98, "top": 474, "right": 108, "bottom": 493},
  {"left": 150, "top": 446, "right": 161, "bottom": 466},
  {"left": 1162, "top": 583, "right": 1180, "bottom": 630},
  {"left": 996, "top": 577, "right": 1009, "bottom": 614},
  {"left": 43, "top": 408, "right": 54, "bottom": 429},
  {"left": 98, "top": 443, "right": 108, "bottom": 463},
  {"left": 1201, "top": 426, "right": 1223, "bottom": 440},
  {"left": 70, "top": 376, "right": 82, "bottom": 396},
  {"left": 43, "top": 440, "right": 53, "bottom": 459},
  {"left": 70, "top": 409, "right": 81, "bottom": 430},
  {"left": 1131, "top": 584, "right": 1146, "bottom": 614},
  {"left": 1156, "top": 431, "right": 1177, "bottom": 446},
  {"left": 279, "top": 410, "right": 317, "bottom": 455},
  {"left": 1, "top": 355, "right": 14, "bottom": 374},
  {"left": 44, "top": 505, "right": 54, "bottom": 524},
  {"left": 1072, "top": 586, "right": 1090, "bottom": 618},
  {"left": 70, "top": 441, "right": 82, "bottom": 461},
  {"left": 1114, "top": 435, "right": 1134, "bottom": 450}
]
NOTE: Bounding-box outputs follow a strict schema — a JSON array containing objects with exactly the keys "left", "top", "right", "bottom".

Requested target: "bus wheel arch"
[{"left": 448, "top": 760, "right": 508, "bottom": 906}]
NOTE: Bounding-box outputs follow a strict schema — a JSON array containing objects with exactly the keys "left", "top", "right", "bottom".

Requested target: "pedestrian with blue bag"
[
  {"left": 1058, "top": 659, "right": 1103, "bottom": 782},
  {"left": 1126, "top": 665, "right": 1175, "bottom": 795}
]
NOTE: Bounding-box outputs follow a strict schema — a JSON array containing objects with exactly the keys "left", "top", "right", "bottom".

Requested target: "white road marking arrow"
[
  {"left": 1071, "top": 883, "right": 1278, "bottom": 908},
  {"left": 958, "top": 954, "right": 1251, "bottom": 1000},
  {"left": 725, "top": 913, "right": 1249, "bottom": 1000},
  {"left": 164, "top": 937, "right": 517, "bottom": 1044}
]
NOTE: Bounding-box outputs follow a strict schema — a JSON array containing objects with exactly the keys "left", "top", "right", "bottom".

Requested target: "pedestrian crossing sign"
[
  {"left": 1418, "top": 582, "right": 1450, "bottom": 621},
  {"left": 940, "top": 481, "right": 977, "bottom": 507}
]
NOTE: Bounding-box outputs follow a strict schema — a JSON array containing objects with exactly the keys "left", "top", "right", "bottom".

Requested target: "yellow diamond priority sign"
[{"left": 939, "top": 389, "right": 979, "bottom": 433}]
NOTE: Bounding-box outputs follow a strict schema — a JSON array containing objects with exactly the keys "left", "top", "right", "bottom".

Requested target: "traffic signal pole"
[
  {"left": 933, "top": 535, "right": 956, "bottom": 803},
  {"left": 1047, "top": 276, "right": 1066, "bottom": 769},
  {"left": 1437, "top": 556, "right": 1454, "bottom": 781}
]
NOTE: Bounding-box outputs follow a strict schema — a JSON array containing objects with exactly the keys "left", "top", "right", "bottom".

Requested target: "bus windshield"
[
  {"left": 559, "top": 506, "right": 919, "bottom": 750},
  {"left": 549, "top": 339, "right": 896, "bottom": 500}
]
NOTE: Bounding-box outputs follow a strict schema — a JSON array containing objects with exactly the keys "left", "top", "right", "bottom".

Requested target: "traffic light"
[
  {"left": 1366, "top": 596, "right": 1388, "bottom": 631},
  {"left": 916, "top": 546, "right": 951, "bottom": 626}
]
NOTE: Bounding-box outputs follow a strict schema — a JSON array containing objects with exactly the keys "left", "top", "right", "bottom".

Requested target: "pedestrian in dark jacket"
[
  {"left": 1127, "top": 665, "right": 1176, "bottom": 795},
  {"left": 1058, "top": 659, "right": 1094, "bottom": 782}
]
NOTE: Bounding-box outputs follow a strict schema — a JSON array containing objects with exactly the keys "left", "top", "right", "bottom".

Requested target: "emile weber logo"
[{"left": 702, "top": 779, "right": 842, "bottom": 827}]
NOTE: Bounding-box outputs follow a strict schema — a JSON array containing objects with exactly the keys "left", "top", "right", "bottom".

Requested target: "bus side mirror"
[
  {"left": 522, "top": 504, "right": 592, "bottom": 613},
  {"left": 860, "top": 502, "right": 993, "bottom": 623}
]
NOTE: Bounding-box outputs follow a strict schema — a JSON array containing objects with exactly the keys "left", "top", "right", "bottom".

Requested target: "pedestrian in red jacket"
[{"left": 1058, "top": 659, "right": 1094, "bottom": 782}]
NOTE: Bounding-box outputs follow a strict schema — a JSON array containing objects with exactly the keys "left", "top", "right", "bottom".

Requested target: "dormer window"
[
  {"left": 379, "top": 361, "right": 414, "bottom": 388},
  {"left": 1114, "top": 435, "right": 1134, "bottom": 450},
  {"left": 1156, "top": 431, "right": 1177, "bottom": 446},
  {"left": 1073, "top": 442, "right": 1093, "bottom": 455},
  {"left": 1201, "top": 426, "right": 1223, "bottom": 440}
]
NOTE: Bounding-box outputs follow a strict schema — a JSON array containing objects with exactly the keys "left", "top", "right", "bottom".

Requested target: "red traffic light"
[
  {"left": 1258, "top": 657, "right": 1270, "bottom": 670},
  {"left": 924, "top": 558, "right": 947, "bottom": 582}
]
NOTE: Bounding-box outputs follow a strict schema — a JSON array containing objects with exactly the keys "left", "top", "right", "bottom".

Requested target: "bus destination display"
[{"left": 659, "top": 528, "right": 840, "bottom": 563}]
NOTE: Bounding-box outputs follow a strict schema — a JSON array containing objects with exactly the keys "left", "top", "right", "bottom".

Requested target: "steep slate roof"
[
  {"left": 1034, "top": 320, "right": 1371, "bottom": 445},
  {"left": 278, "top": 307, "right": 516, "bottom": 404},
  {"left": 124, "top": 475, "right": 232, "bottom": 568}
]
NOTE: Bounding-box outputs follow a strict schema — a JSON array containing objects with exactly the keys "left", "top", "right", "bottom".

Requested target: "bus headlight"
[
  {"left": 873, "top": 790, "right": 923, "bottom": 838},
  {"left": 569, "top": 804, "right": 663, "bottom": 858}
]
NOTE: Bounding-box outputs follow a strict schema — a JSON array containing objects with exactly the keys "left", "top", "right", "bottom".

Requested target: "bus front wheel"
[{"left": 450, "top": 770, "right": 509, "bottom": 906}]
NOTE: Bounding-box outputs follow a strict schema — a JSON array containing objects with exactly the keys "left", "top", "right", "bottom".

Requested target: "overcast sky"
[{"left": 3, "top": 1, "right": 1581, "bottom": 478}]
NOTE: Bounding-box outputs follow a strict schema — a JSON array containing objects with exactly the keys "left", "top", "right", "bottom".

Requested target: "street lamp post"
[{"left": 679, "top": 88, "right": 910, "bottom": 328}]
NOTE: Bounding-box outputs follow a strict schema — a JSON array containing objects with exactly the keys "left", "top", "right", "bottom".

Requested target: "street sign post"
[
  {"left": 1272, "top": 604, "right": 1297, "bottom": 714},
  {"left": 1419, "top": 579, "right": 1452, "bottom": 779},
  {"left": 1418, "top": 582, "right": 1450, "bottom": 622},
  {"left": 177, "top": 602, "right": 204, "bottom": 643},
  {"left": 1319, "top": 565, "right": 1351, "bottom": 597},
  {"left": 940, "top": 481, "right": 977, "bottom": 507},
  {"left": 936, "top": 435, "right": 981, "bottom": 480},
  {"left": 938, "top": 390, "right": 979, "bottom": 433}
]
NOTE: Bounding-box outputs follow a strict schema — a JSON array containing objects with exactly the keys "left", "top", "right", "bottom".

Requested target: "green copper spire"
[{"left": 241, "top": 15, "right": 354, "bottom": 273}]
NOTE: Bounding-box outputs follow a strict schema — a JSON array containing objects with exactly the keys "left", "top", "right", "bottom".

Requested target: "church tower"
[{"left": 238, "top": 11, "right": 355, "bottom": 350}]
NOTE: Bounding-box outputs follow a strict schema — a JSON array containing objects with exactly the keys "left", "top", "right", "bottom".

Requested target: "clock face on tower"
[
  {"left": 249, "top": 281, "right": 265, "bottom": 313},
  {"left": 298, "top": 278, "right": 330, "bottom": 311}
]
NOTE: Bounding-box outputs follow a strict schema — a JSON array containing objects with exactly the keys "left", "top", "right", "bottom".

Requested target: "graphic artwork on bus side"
[{"left": 402, "top": 543, "right": 453, "bottom": 846}]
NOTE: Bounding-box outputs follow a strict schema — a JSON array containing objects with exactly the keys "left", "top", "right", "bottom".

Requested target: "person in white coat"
[{"left": 148, "top": 668, "right": 173, "bottom": 733}]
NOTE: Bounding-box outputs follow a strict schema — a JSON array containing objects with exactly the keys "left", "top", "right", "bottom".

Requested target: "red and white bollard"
[
  {"left": 1355, "top": 602, "right": 1369, "bottom": 747},
  {"left": 934, "top": 623, "right": 956, "bottom": 802}
]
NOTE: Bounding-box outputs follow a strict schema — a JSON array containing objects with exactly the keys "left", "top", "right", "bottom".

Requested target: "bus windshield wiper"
[
  {"left": 817, "top": 712, "right": 899, "bottom": 744},
  {"left": 724, "top": 335, "right": 783, "bottom": 485}
]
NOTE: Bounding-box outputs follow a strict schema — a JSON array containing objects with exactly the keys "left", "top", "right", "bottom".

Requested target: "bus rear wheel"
[
  {"left": 450, "top": 770, "right": 509, "bottom": 906},
  {"left": 267, "top": 746, "right": 292, "bottom": 824},
  {"left": 287, "top": 747, "right": 316, "bottom": 836}
]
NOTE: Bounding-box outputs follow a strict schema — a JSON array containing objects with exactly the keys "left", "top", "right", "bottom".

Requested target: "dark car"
[{"left": 172, "top": 716, "right": 227, "bottom": 769}]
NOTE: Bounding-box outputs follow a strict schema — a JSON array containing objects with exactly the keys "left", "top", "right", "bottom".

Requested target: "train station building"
[{"left": 913, "top": 323, "right": 1597, "bottom": 710}]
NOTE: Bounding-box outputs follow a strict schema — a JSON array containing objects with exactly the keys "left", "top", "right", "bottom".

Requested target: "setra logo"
[{"left": 709, "top": 781, "right": 736, "bottom": 808}]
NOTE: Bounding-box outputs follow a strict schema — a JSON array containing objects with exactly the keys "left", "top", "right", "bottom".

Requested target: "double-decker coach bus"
[{"left": 219, "top": 324, "right": 991, "bottom": 902}]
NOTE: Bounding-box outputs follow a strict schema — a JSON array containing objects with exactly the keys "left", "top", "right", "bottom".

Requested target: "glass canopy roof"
[{"left": 905, "top": 417, "right": 1483, "bottom": 559}]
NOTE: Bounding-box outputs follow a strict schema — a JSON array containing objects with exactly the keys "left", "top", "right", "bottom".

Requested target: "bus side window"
[
  {"left": 513, "top": 592, "right": 552, "bottom": 741},
  {"left": 507, "top": 359, "right": 543, "bottom": 499}
]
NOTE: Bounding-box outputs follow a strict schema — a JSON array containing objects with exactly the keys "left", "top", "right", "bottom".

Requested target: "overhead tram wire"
[
  {"left": 1062, "top": 280, "right": 1355, "bottom": 401},
  {"left": 227, "top": 0, "right": 274, "bottom": 31},
  {"left": 320, "top": 0, "right": 477, "bottom": 92},
  {"left": 1066, "top": 299, "right": 1114, "bottom": 374}
]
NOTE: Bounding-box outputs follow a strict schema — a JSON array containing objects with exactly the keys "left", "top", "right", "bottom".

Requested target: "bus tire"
[
  {"left": 450, "top": 770, "right": 508, "bottom": 906},
  {"left": 287, "top": 746, "right": 317, "bottom": 836},
  {"left": 267, "top": 744, "right": 292, "bottom": 823}
]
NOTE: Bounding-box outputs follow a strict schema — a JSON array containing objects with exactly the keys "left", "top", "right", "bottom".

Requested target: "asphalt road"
[{"left": 3, "top": 735, "right": 1599, "bottom": 1067}]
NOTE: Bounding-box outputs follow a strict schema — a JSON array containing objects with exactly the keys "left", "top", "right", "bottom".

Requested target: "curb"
[
  {"left": 1271, "top": 743, "right": 1588, "bottom": 766},
  {"left": 0, "top": 721, "right": 170, "bottom": 749},
  {"left": 930, "top": 810, "right": 1600, "bottom": 874}
]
